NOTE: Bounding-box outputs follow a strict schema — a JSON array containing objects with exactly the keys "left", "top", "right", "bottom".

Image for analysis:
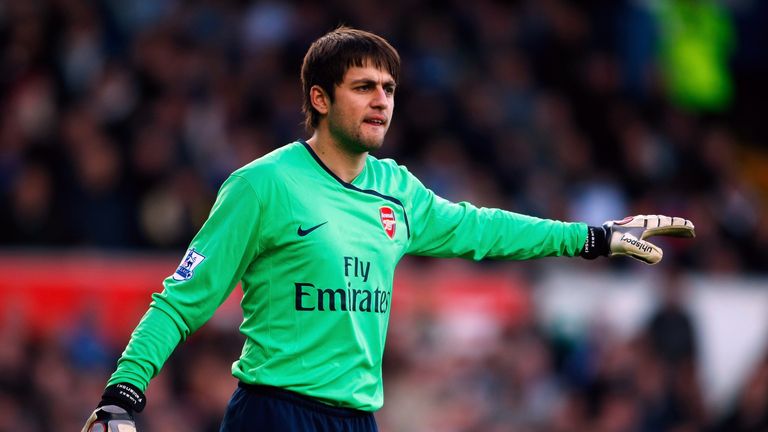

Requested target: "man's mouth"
[{"left": 364, "top": 118, "right": 386, "bottom": 126}]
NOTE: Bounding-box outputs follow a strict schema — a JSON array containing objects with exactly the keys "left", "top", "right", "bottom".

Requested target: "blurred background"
[{"left": 0, "top": 0, "right": 767, "bottom": 431}]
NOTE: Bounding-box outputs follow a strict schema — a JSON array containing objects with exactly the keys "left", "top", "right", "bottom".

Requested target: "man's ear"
[{"left": 309, "top": 85, "right": 330, "bottom": 115}]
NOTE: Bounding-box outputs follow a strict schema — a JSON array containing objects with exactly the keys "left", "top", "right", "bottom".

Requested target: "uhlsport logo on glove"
[{"left": 620, "top": 234, "right": 654, "bottom": 254}]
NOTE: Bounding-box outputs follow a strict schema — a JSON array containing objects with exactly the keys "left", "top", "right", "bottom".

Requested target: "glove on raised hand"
[{"left": 581, "top": 215, "right": 695, "bottom": 264}]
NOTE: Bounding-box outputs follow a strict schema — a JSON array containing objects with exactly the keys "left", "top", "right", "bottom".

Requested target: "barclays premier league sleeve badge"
[{"left": 172, "top": 248, "right": 206, "bottom": 281}]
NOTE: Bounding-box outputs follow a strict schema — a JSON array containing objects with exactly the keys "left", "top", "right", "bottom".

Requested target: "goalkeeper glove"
[
  {"left": 82, "top": 383, "right": 146, "bottom": 432},
  {"left": 580, "top": 215, "right": 695, "bottom": 264},
  {"left": 82, "top": 405, "right": 135, "bottom": 432}
]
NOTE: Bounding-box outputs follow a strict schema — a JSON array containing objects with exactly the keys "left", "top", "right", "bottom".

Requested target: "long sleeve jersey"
[{"left": 108, "top": 141, "right": 587, "bottom": 411}]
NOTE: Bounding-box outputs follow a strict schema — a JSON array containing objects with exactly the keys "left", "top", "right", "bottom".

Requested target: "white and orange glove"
[{"left": 581, "top": 215, "right": 695, "bottom": 264}]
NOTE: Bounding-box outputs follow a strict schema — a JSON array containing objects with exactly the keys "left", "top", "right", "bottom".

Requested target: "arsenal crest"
[{"left": 379, "top": 206, "right": 396, "bottom": 239}]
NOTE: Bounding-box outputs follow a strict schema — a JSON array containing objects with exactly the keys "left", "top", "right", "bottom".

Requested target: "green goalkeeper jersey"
[{"left": 108, "top": 141, "right": 587, "bottom": 411}]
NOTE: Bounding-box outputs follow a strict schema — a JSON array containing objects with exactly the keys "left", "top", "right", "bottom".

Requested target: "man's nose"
[{"left": 370, "top": 86, "right": 390, "bottom": 109}]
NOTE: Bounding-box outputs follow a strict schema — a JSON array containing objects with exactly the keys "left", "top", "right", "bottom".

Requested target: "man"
[{"left": 83, "top": 27, "right": 694, "bottom": 432}]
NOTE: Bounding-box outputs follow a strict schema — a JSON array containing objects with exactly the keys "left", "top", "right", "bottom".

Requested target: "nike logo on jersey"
[{"left": 297, "top": 222, "right": 328, "bottom": 237}]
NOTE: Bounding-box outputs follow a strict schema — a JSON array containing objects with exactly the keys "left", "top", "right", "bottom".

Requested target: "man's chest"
[{"left": 261, "top": 182, "right": 409, "bottom": 268}]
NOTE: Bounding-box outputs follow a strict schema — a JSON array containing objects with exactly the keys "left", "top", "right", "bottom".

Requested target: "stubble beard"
[{"left": 329, "top": 116, "right": 386, "bottom": 155}]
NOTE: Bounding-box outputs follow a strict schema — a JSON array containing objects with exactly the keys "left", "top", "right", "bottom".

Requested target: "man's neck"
[{"left": 306, "top": 131, "right": 367, "bottom": 183}]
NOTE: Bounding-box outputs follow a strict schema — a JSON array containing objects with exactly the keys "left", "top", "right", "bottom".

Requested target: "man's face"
[{"left": 325, "top": 63, "right": 395, "bottom": 154}]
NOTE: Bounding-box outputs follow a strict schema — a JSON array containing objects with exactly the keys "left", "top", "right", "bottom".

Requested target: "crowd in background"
[
  {"left": 1, "top": 0, "right": 768, "bottom": 431},
  {"left": 1, "top": 0, "right": 766, "bottom": 272}
]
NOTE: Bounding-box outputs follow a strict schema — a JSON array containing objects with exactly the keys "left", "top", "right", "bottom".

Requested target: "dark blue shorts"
[{"left": 220, "top": 382, "right": 378, "bottom": 432}]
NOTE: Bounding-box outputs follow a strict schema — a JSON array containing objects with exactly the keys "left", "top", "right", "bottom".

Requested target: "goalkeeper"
[{"left": 83, "top": 27, "right": 694, "bottom": 432}]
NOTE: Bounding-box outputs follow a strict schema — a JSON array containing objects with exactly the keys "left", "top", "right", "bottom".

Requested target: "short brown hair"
[{"left": 301, "top": 26, "right": 400, "bottom": 130}]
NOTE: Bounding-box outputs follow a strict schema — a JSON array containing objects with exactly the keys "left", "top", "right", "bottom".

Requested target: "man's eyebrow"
[{"left": 349, "top": 78, "right": 397, "bottom": 87}]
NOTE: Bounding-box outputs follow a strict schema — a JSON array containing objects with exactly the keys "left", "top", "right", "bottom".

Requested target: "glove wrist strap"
[
  {"left": 580, "top": 225, "right": 609, "bottom": 259},
  {"left": 99, "top": 382, "right": 146, "bottom": 414}
]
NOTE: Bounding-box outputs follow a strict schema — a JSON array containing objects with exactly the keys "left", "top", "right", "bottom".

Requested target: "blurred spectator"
[
  {"left": 655, "top": 0, "right": 735, "bottom": 112},
  {"left": 641, "top": 272, "right": 706, "bottom": 431},
  {"left": 646, "top": 273, "right": 697, "bottom": 368}
]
